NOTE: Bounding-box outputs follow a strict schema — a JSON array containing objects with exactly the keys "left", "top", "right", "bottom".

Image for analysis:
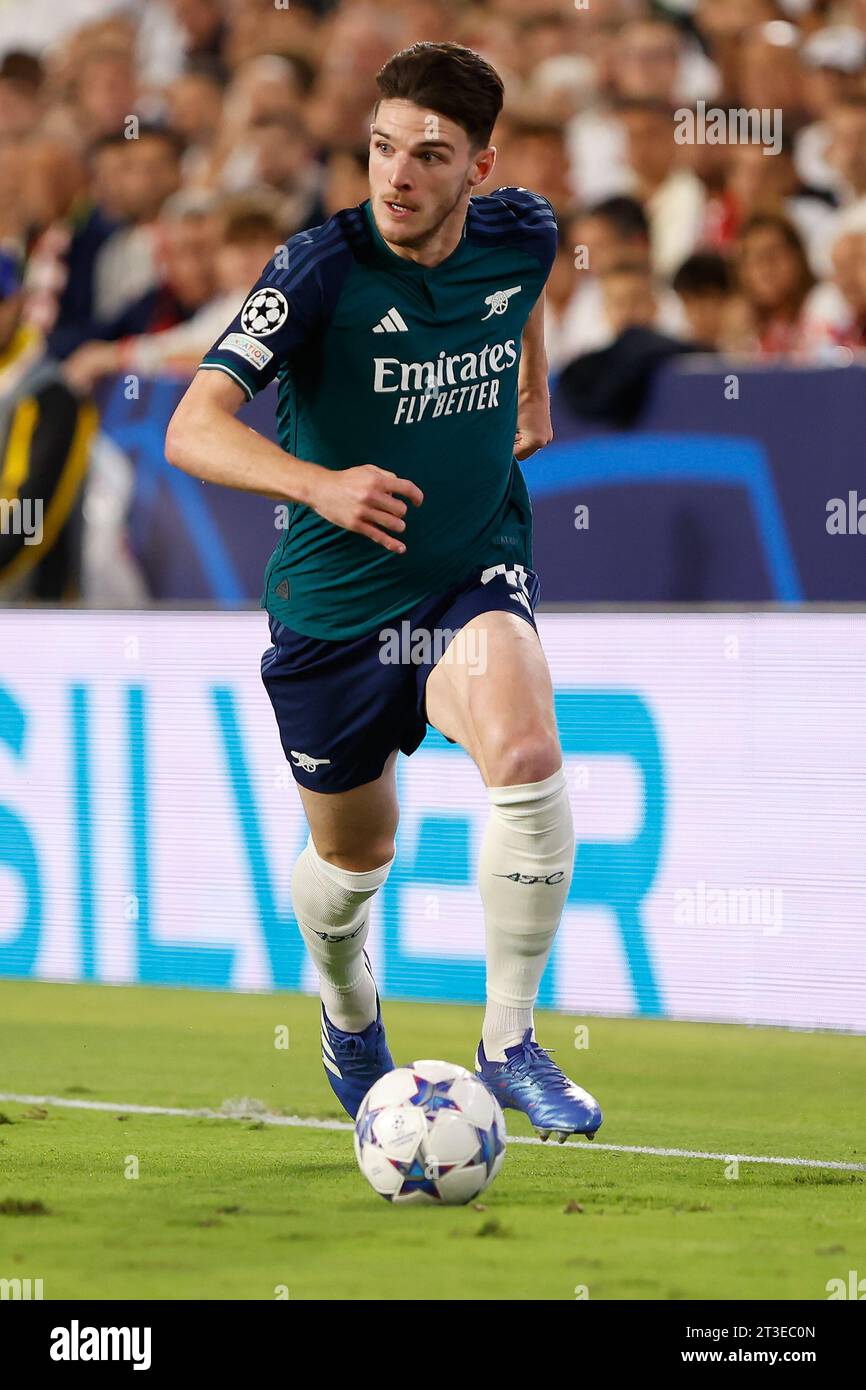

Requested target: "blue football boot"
[
  {"left": 476, "top": 1029, "right": 603, "bottom": 1143},
  {"left": 320, "top": 959, "right": 394, "bottom": 1119}
]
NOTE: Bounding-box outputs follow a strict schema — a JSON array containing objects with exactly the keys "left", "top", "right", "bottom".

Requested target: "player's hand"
[
  {"left": 514, "top": 395, "right": 553, "bottom": 460},
  {"left": 309, "top": 464, "right": 424, "bottom": 554}
]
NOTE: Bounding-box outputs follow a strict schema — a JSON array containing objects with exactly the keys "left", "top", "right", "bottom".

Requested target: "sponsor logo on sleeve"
[{"left": 219, "top": 333, "right": 274, "bottom": 369}]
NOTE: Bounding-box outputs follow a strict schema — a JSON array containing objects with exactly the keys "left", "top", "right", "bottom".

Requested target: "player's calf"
[
  {"left": 292, "top": 836, "right": 396, "bottom": 1115},
  {"left": 291, "top": 834, "right": 393, "bottom": 1032},
  {"left": 478, "top": 765, "right": 574, "bottom": 1059}
]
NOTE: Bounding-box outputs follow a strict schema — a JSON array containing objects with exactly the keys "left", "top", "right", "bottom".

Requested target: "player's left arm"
[{"left": 514, "top": 289, "right": 553, "bottom": 462}]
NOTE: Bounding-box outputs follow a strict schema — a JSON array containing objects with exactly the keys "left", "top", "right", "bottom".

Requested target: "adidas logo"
[{"left": 373, "top": 307, "right": 409, "bottom": 333}]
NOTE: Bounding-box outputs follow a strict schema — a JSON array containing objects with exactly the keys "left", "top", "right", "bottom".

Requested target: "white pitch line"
[{"left": 2, "top": 1092, "right": 864, "bottom": 1173}]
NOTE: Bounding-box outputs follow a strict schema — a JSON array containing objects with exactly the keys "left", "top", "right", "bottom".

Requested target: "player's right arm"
[
  {"left": 166, "top": 224, "right": 423, "bottom": 553},
  {"left": 165, "top": 356, "right": 422, "bottom": 556}
]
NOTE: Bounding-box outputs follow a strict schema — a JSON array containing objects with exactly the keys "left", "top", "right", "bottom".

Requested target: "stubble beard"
[{"left": 377, "top": 178, "right": 470, "bottom": 252}]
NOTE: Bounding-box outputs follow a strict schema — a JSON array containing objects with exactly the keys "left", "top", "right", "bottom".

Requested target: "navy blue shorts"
[{"left": 261, "top": 561, "right": 541, "bottom": 793}]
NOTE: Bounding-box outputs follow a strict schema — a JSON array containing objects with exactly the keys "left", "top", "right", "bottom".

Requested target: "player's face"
[{"left": 369, "top": 99, "right": 494, "bottom": 249}]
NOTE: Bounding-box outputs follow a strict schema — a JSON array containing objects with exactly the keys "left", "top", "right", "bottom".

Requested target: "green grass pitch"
[{"left": 0, "top": 980, "right": 863, "bottom": 1301}]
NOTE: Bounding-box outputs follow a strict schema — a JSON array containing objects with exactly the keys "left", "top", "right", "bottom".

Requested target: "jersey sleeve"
[
  {"left": 198, "top": 221, "right": 348, "bottom": 400},
  {"left": 482, "top": 187, "right": 559, "bottom": 279}
]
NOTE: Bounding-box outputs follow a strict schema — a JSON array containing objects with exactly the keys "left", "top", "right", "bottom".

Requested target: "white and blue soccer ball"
[{"left": 354, "top": 1060, "right": 507, "bottom": 1205}]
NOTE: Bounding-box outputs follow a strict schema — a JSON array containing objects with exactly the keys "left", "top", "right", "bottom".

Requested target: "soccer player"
[{"left": 166, "top": 42, "right": 602, "bottom": 1143}]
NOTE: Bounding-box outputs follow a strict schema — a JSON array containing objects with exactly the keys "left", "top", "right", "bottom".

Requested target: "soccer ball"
[{"left": 354, "top": 1060, "right": 507, "bottom": 1205}]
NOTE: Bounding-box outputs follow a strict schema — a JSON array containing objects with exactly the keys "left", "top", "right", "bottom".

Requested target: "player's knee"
[
  {"left": 483, "top": 731, "right": 561, "bottom": 789},
  {"left": 322, "top": 841, "right": 396, "bottom": 874},
  {"left": 292, "top": 838, "right": 395, "bottom": 932}
]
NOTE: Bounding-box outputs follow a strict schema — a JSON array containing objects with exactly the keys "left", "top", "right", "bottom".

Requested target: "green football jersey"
[{"left": 200, "top": 188, "right": 557, "bottom": 640}]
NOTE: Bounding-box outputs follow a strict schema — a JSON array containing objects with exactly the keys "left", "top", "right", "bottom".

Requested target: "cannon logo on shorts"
[
  {"left": 241, "top": 288, "right": 289, "bottom": 336},
  {"left": 290, "top": 750, "right": 331, "bottom": 773}
]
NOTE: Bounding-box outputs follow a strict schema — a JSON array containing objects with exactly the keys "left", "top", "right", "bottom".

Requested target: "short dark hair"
[
  {"left": 673, "top": 252, "right": 732, "bottom": 298},
  {"left": 92, "top": 125, "right": 185, "bottom": 159},
  {"left": 90, "top": 131, "right": 128, "bottom": 157},
  {"left": 375, "top": 42, "right": 504, "bottom": 150},
  {"left": 182, "top": 56, "right": 227, "bottom": 89},
  {"left": 584, "top": 196, "right": 649, "bottom": 242},
  {"left": 509, "top": 120, "right": 565, "bottom": 146},
  {"left": 0, "top": 50, "right": 43, "bottom": 89},
  {"left": 250, "top": 110, "right": 309, "bottom": 141},
  {"left": 134, "top": 123, "right": 186, "bottom": 160}
]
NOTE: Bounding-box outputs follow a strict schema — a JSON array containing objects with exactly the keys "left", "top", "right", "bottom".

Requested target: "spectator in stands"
[
  {"left": 716, "top": 142, "right": 836, "bottom": 276},
  {"left": 490, "top": 121, "right": 573, "bottom": 218},
  {"left": 204, "top": 54, "right": 312, "bottom": 191},
  {"left": 544, "top": 223, "right": 584, "bottom": 373},
  {"left": 553, "top": 196, "right": 685, "bottom": 365},
  {"left": 566, "top": 15, "right": 704, "bottom": 208},
  {"left": 302, "top": 3, "right": 400, "bottom": 150},
  {"left": 803, "top": 228, "right": 866, "bottom": 353},
  {"left": 241, "top": 113, "right": 324, "bottom": 231},
  {"left": 693, "top": 0, "right": 778, "bottom": 98},
  {"left": 89, "top": 133, "right": 131, "bottom": 224},
  {"left": 739, "top": 22, "right": 809, "bottom": 131},
  {"left": 8, "top": 0, "right": 866, "bottom": 605},
  {"left": 672, "top": 252, "right": 734, "bottom": 351},
  {"left": 28, "top": 128, "right": 184, "bottom": 360},
  {"left": 0, "top": 50, "right": 43, "bottom": 140},
  {"left": 222, "top": 0, "right": 321, "bottom": 74},
  {"left": 19, "top": 138, "right": 90, "bottom": 337},
  {"left": 0, "top": 250, "right": 97, "bottom": 601},
  {"left": 164, "top": 63, "right": 226, "bottom": 186},
  {"left": 796, "top": 26, "right": 866, "bottom": 199},
  {"left": 88, "top": 126, "right": 184, "bottom": 331},
  {"left": 824, "top": 95, "right": 866, "bottom": 225},
  {"left": 322, "top": 147, "right": 371, "bottom": 219},
  {"left": 68, "top": 44, "right": 139, "bottom": 145},
  {"left": 0, "top": 138, "right": 27, "bottom": 243},
  {"left": 600, "top": 259, "right": 659, "bottom": 338},
  {"left": 558, "top": 258, "right": 697, "bottom": 426},
  {"left": 829, "top": 235, "right": 866, "bottom": 352},
  {"left": 59, "top": 190, "right": 221, "bottom": 388},
  {"left": 616, "top": 99, "right": 707, "bottom": 278},
  {"left": 61, "top": 197, "right": 284, "bottom": 389},
  {"left": 170, "top": 0, "right": 229, "bottom": 77},
  {"left": 25, "top": 134, "right": 126, "bottom": 360},
  {"left": 727, "top": 213, "right": 816, "bottom": 356},
  {"left": 517, "top": 51, "right": 595, "bottom": 133}
]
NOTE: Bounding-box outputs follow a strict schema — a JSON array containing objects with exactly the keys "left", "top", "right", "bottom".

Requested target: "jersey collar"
[{"left": 361, "top": 198, "right": 468, "bottom": 274}]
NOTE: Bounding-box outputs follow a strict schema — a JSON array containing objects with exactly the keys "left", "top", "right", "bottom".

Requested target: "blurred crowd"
[
  {"left": 3, "top": 0, "right": 866, "bottom": 374},
  {"left": 4, "top": 0, "right": 866, "bottom": 598}
]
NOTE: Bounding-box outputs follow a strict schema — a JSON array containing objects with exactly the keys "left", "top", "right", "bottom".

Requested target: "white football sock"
[
  {"left": 291, "top": 834, "right": 394, "bottom": 1033},
  {"left": 478, "top": 766, "right": 575, "bottom": 1061}
]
